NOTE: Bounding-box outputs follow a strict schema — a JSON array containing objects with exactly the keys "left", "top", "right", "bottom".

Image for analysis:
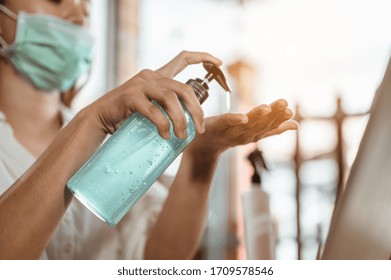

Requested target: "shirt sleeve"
[
  {"left": 116, "top": 181, "right": 168, "bottom": 260},
  {"left": 0, "top": 159, "right": 14, "bottom": 195}
]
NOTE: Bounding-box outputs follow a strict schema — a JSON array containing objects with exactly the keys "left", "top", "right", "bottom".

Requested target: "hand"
[
  {"left": 87, "top": 51, "right": 222, "bottom": 139},
  {"left": 188, "top": 99, "right": 299, "bottom": 157}
]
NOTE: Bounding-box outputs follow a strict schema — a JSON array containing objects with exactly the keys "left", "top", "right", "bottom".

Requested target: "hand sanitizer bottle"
[{"left": 67, "top": 63, "right": 231, "bottom": 225}]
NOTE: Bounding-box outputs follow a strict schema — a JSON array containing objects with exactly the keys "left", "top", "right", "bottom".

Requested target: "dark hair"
[{"left": 0, "top": 0, "right": 5, "bottom": 4}]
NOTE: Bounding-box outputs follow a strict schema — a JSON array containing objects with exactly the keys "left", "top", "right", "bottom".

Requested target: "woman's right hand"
[
  {"left": 0, "top": 51, "right": 221, "bottom": 259},
  {"left": 87, "top": 51, "right": 222, "bottom": 140}
]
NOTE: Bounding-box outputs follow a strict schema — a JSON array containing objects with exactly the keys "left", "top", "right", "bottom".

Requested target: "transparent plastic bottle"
[{"left": 67, "top": 63, "right": 231, "bottom": 225}]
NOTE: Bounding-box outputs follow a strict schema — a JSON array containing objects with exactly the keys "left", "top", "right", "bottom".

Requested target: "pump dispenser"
[
  {"left": 247, "top": 149, "right": 268, "bottom": 185},
  {"left": 67, "top": 63, "right": 231, "bottom": 226},
  {"left": 241, "top": 148, "right": 275, "bottom": 259},
  {"left": 186, "top": 62, "right": 231, "bottom": 104}
]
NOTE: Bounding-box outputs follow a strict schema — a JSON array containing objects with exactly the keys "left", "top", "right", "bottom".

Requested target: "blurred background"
[{"left": 73, "top": 0, "right": 391, "bottom": 259}]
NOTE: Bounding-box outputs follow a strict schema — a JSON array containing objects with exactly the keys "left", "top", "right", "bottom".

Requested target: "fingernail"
[
  {"left": 287, "top": 121, "right": 300, "bottom": 130},
  {"left": 278, "top": 100, "right": 288, "bottom": 110},
  {"left": 215, "top": 57, "right": 223, "bottom": 64},
  {"left": 181, "top": 129, "right": 188, "bottom": 139},
  {"left": 201, "top": 121, "right": 206, "bottom": 133},
  {"left": 262, "top": 106, "right": 272, "bottom": 115},
  {"left": 284, "top": 109, "right": 293, "bottom": 118},
  {"left": 163, "top": 131, "right": 170, "bottom": 139},
  {"left": 240, "top": 115, "right": 249, "bottom": 123}
]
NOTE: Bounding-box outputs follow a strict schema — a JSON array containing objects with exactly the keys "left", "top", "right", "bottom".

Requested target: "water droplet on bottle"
[
  {"left": 129, "top": 171, "right": 134, "bottom": 175},
  {"left": 121, "top": 190, "right": 126, "bottom": 196},
  {"left": 115, "top": 169, "right": 119, "bottom": 174},
  {"left": 138, "top": 164, "right": 142, "bottom": 168},
  {"left": 104, "top": 165, "right": 112, "bottom": 174},
  {"left": 138, "top": 128, "right": 148, "bottom": 135},
  {"left": 147, "top": 160, "right": 153, "bottom": 166}
]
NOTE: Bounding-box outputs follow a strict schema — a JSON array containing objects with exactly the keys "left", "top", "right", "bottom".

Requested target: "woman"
[{"left": 0, "top": 0, "right": 298, "bottom": 259}]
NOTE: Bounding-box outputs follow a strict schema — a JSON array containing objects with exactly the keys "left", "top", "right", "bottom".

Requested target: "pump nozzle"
[
  {"left": 186, "top": 62, "right": 231, "bottom": 104},
  {"left": 202, "top": 62, "right": 232, "bottom": 93},
  {"left": 247, "top": 148, "right": 268, "bottom": 185},
  {"left": 186, "top": 62, "right": 232, "bottom": 105}
]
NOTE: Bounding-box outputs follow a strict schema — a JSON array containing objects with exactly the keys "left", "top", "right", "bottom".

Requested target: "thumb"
[{"left": 223, "top": 113, "right": 249, "bottom": 126}]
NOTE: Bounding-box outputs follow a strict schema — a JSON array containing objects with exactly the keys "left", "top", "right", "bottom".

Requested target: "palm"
[{"left": 194, "top": 100, "right": 299, "bottom": 153}]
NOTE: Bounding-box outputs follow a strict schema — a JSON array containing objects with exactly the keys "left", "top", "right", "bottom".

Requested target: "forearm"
[
  {"left": 143, "top": 99, "right": 297, "bottom": 259},
  {"left": 0, "top": 108, "right": 106, "bottom": 259},
  {"left": 144, "top": 141, "right": 221, "bottom": 260}
]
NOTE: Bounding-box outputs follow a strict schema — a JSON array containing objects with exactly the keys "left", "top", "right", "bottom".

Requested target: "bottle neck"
[{"left": 186, "top": 79, "right": 209, "bottom": 104}]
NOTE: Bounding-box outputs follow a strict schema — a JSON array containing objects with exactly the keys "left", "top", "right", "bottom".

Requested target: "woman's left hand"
[{"left": 188, "top": 99, "right": 299, "bottom": 158}]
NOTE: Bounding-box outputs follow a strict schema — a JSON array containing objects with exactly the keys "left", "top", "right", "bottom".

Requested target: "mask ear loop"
[
  {"left": 0, "top": 36, "right": 7, "bottom": 47},
  {"left": 0, "top": 5, "right": 18, "bottom": 21},
  {"left": 0, "top": 35, "right": 8, "bottom": 58},
  {"left": 0, "top": 4, "right": 17, "bottom": 53}
]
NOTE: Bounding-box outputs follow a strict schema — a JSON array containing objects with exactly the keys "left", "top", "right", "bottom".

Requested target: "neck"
[{"left": 0, "top": 60, "right": 62, "bottom": 135}]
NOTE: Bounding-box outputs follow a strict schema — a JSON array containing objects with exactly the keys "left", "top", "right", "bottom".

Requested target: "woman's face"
[{"left": 0, "top": 0, "right": 90, "bottom": 45}]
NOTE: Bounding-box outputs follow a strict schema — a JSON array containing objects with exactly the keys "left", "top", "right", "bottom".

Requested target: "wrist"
[
  {"left": 76, "top": 106, "right": 108, "bottom": 139},
  {"left": 187, "top": 131, "right": 228, "bottom": 160},
  {"left": 186, "top": 138, "right": 223, "bottom": 162}
]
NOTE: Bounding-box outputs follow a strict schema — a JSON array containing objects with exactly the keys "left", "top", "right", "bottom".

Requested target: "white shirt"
[{"left": 0, "top": 107, "right": 168, "bottom": 259}]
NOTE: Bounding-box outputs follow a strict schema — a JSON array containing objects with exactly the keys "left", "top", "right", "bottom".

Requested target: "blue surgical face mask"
[{"left": 0, "top": 5, "right": 93, "bottom": 92}]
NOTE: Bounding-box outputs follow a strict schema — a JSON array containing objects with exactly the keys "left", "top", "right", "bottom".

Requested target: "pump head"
[
  {"left": 186, "top": 62, "right": 231, "bottom": 104},
  {"left": 247, "top": 148, "right": 269, "bottom": 185}
]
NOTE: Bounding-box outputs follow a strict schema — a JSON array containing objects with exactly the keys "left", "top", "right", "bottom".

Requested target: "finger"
[
  {"left": 181, "top": 51, "right": 223, "bottom": 67},
  {"left": 269, "top": 99, "right": 288, "bottom": 112},
  {"left": 157, "top": 51, "right": 223, "bottom": 78},
  {"left": 267, "top": 108, "right": 294, "bottom": 130},
  {"left": 143, "top": 83, "right": 189, "bottom": 140},
  {"left": 157, "top": 77, "right": 205, "bottom": 134},
  {"left": 128, "top": 96, "right": 172, "bottom": 140},
  {"left": 200, "top": 113, "right": 248, "bottom": 139},
  {"left": 246, "top": 104, "right": 272, "bottom": 119},
  {"left": 248, "top": 100, "right": 289, "bottom": 130},
  {"left": 282, "top": 120, "right": 300, "bottom": 130},
  {"left": 222, "top": 113, "right": 249, "bottom": 126},
  {"left": 136, "top": 69, "right": 204, "bottom": 137},
  {"left": 260, "top": 120, "right": 299, "bottom": 139},
  {"left": 213, "top": 113, "right": 250, "bottom": 140}
]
